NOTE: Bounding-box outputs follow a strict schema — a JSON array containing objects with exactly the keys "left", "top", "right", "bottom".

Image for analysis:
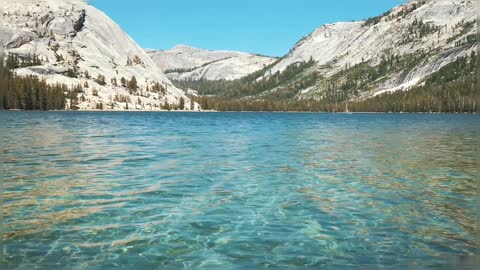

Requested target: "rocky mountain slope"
[
  {"left": 266, "top": 0, "right": 477, "bottom": 99},
  {"left": 147, "top": 45, "right": 277, "bottom": 81},
  {"left": 1, "top": 0, "right": 197, "bottom": 110},
  {"left": 173, "top": 0, "right": 476, "bottom": 104}
]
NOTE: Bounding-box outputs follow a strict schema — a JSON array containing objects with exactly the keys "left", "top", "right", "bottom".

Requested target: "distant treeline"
[
  {"left": 350, "top": 54, "right": 477, "bottom": 113},
  {"left": 191, "top": 52, "right": 478, "bottom": 113},
  {"left": 1, "top": 50, "right": 477, "bottom": 113},
  {"left": 0, "top": 55, "right": 76, "bottom": 110},
  {"left": 173, "top": 58, "right": 313, "bottom": 98}
]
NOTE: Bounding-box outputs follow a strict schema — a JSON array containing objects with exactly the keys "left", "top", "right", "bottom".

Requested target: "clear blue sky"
[{"left": 89, "top": 0, "right": 406, "bottom": 57}]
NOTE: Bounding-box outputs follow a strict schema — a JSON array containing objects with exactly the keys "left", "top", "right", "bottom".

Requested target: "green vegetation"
[
  {"left": 0, "top": 57, "right": 71, "bottom": 110},
  {"left": 363, "top": 10, "right": 391, "bottom": 27},
  {"left": 0, "top": 30, "right": 475, "bottom": 113},
  {"left": 179, "top": 50, "right": 437, "bottom": 108},
  {"left": 173, "top": 58, "right": 313, "bottom": 98},
  {"left": 151, "top": 82, "right": 167, "bottom": 95},
  {"left": 163, "top": 99, "right": 171, "bottom": 111},
  {"left": 395, "top": 1, "right": 426, "bottom": 18},
  {"left": 179, "top": 97, "right": 185, "bottom": 110},
  {"left": 350, "top": 78, "right": 476, "bottom": 113},
  {"left": 189, "top": 51, "right": 478, "bottom": 113},
  {"left": 95, "top": 74, "right": 106, "bottom": 86},
  {"left": 351, "top": 51, "right": 477, "bottom": 113},
  {"left": 165, "top": 66, "right": 198, "bottom": 74},
  {"left": 5, "top": 53, "right": 42, "bottom": 69},
  {"left": 363, "top": 1, "right": 426, "bottom": 27},
  {"left": 127, "top": 76, "right": 138, "bottom": 93},
  {"left": 399, "top": 19, "right": 442, "bottom": 45},
  {"left": 447, "top": 20, "right": 477, "bottom": 44},
  {"left": 320, "top": 51, "right": 432, "bottom": 102},
  {"left": 164, "top": 58, "right": 232, "bottom": 74}
]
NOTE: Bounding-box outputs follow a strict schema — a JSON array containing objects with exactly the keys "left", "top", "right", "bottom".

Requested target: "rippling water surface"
[{"left": 1, "top": 112, "right": 479, "bottom": 269}]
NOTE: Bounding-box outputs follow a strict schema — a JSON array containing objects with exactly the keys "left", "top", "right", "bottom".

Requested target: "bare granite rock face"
[
  {"left": 147, "top": 45, "right": 277, "bottom": 81},
  {"left": 264, "top": 0, "right": 476, "bottom": 98},
  {"left": 1, "top": 0, "right": 199, "bottom": 111}
]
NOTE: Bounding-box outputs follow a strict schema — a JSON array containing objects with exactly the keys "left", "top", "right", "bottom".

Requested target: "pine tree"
[
  {"left": 163, "top": 100, "right": 170, "bottom": 111},
  {"left": 0, "top": 56, "right": 68, "bottom": 111},
  {"left": 128, "top": 76, "right": 137, "bottom": 92},
  {"left": 95, "top": 74, "right": 106, "bottom": 86},
  {"left": 179, "top": 97, "right": 185, "bottom": 110}
]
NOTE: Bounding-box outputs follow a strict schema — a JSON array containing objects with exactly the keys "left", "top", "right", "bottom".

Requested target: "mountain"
[
  {"left": 172, "top": 0, "right": 477, "bottom": 112},
  {"left": 1, "top": 0, "right": 197, "bottom": 111},
  {"left": 147, "top": 45, "right": 278, "bottom": 81},
  {"left": 265, "top": 0, "right": 476, "bottom": 99},
  {"left": 1, "top": 0, "right": 476, "bottom": 112}
]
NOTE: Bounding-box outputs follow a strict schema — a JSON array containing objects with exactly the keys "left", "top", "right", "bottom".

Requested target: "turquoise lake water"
[{"left": 1, "top": 112, "right": 479, "bottom": 269}]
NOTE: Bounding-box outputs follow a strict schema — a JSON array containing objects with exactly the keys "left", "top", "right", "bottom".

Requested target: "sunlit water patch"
[{"left": 1, "top": 112, "right": 479, "bottom": 269}]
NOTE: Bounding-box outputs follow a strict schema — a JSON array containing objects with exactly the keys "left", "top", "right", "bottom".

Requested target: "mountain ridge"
[
  {"left": 1, "top": 0, "right": 198, "bottom": 111},
  {"left": 147, "top": 45, "right": 278, "bottom": 81},
  {"left": 265, "top": 0, "right": 476, "bottom": 97},
  {"left": 171, "top": 0, "right": 476, "bottom": 108},
  {"left": 1, "top": 0, "right": 477, "bottom": 112}
]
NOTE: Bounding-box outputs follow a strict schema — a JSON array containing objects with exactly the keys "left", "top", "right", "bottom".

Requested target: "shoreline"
[{"left": 0, "top": 110, "right": 477, "bottom": 114}]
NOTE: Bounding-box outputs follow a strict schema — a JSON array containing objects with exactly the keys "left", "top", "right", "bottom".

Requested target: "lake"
[{"left": 1, "top": 112, "right": 479, "bottom": 269}]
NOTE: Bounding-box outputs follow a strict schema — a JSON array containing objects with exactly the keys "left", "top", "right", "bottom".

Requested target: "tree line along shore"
[{"left": 1, "top": 52, "right": 478, "bottom": 113}]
